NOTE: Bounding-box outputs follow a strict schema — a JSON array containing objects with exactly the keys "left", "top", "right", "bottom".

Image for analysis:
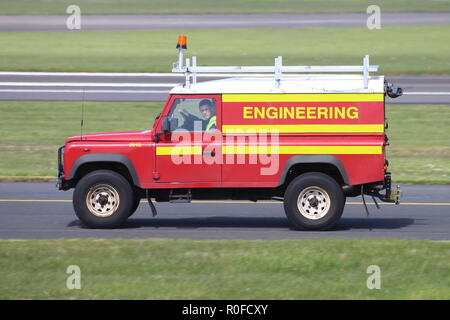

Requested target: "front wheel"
[
  {"left": 128, "top": 193, "right": 142, "bottom": 217},
  {"left": 73, "top": 170, "right": 134, "bottom": 228},
  {"left": 284, "top": 172, "right": 345, "bottom": 231}
]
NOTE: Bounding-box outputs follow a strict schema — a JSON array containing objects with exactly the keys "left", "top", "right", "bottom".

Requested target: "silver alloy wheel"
[
  {"left": 86, "top": 184, "right": 120, "bottom": 217},
  {"left": 297, "top": 186, "right": 331, "bottom": 220}
]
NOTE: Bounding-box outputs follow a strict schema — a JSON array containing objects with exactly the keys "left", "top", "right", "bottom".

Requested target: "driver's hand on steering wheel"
[{"left": 180, "top": 108, "right": 191, "bottom": 117}]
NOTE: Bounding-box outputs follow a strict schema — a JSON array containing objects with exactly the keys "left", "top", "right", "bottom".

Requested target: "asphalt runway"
[
  {"left": 0, "top": 183, "right": 449, "bottom": 240},
  {"left": 0, "top": 73, "right": 449, "bottom": 104},
  {"left": 1, "top": 13, "right": 450, "bottom": 31}
]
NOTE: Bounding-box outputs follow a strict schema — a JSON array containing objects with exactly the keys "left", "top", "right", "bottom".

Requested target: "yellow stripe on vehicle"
[
  {"left": 222, "top": 124, "right": 384, "bottom": 133},
  {"left": 222, "top": 145, "right": 382, "bottom": 155},
  {"left": 157, "top": 145, "right": 382, "bottom": 155},
  {"left": 222, "top": 93, "right": 384, "bottom": 103},
  {"left": 156, "top": 146, "right": 202, "bottom": 156}
]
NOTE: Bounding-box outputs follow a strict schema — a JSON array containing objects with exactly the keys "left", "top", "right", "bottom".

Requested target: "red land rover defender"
[{"left": 57, "top": 38, "right": 402, "bottom": 230}]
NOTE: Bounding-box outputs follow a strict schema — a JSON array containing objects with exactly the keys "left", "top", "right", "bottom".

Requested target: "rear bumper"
[
  {"left": 367, "top": 172, "right": 401, "bottom": 204},
  {"left": 344, "top": 172, "right": 401, "bottom": 204},
  {"left": 383, "top": 172, "right": 401, "bottom": 204}
]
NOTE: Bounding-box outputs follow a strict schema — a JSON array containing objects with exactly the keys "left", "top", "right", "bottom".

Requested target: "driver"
[{"left": 180, "top": 99, "right": 216, "bottom": 131}]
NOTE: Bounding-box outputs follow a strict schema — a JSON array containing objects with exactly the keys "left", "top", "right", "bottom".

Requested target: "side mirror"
[
  {"left": 170, "top": 118, "right": 178, "bottom": 131},
  {"left": 161, "top": 116, "right": 179, "bottom": 133},
  {"left": 161, "top": 116, "right": 170, "bottom": 133}
]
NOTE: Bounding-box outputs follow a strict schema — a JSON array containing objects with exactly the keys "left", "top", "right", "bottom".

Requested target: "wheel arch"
[
  {"left": 68, "top": 153, "right": 140, "bottom": 188},
  {"left": 279, "top": 155, "right": 350, "bottom": 187}
]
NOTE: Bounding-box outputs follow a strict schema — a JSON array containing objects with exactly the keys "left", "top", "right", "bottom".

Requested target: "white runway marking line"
[
  {"left": 403, "top": 92, "right": 450, "bottom": 95},
  {"left": 0, "top": 73, "right": 448, "bottom": 96},
  {"left": 0, "top": 82, "right": 178, "bottom": 87},
  {"left": 0, "top": 71, "right": 351, "bottom": 78},
  {"left": 0, "top": 89, "right": 170, "bottom": 93},
  {"left": 0, "top": 72, "right": 185, "bottom": 77},
  {"left": 0, "top": 72, "right": 232, "bottom": 77}
]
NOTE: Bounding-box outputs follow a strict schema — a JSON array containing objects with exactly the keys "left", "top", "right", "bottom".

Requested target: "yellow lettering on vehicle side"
[
  {"left": 128, "top": 142, "right": 142, "bottom": 147},
  {"left": 240, "top": 106, "right": 362, "bottom": 120},
  {"left": 222, "top": 124, "right": 384, "bottom": 133},
  {"left": 347, "top": 106, "right": 359, "bottom": 119},
  {"left": 243, "top": 106, "right": 253, "bottom": 119},
  {"left": 266, "top": 107, "right": 278, "bottom": 119}
]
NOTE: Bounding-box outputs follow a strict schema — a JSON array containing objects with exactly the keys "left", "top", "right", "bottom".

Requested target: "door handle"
[{"left": 202, "top": 151, "right": 216, "bottom": 156}]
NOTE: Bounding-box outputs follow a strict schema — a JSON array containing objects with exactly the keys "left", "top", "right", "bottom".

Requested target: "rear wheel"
[
  {"left": 73, "top": 170, "right": 133, "bottom": 228},
  {"left": 284, "top": 172, "right": 345, "bottom": 230}
]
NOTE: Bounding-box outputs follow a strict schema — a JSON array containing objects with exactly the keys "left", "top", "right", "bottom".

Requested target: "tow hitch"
[
  {"left": 388, "top": 185, "right": 402, "bottom": 205},
  {"left": 366, "top": 172, "right": 401, "bottom": 204},
  {"left": 381, "top": 172, "right": 402, "bottom": 205},
  {"left": 361, "top": 172, "right": 401, "bottom": 216}
]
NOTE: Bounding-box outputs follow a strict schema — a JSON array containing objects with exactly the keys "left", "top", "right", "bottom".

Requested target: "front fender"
[{"left": 68, "top": 153, "right": 140, "bottom": 187}]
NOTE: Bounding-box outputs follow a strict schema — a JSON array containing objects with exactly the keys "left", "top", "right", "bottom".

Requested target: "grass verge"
[
  {"left": 0, "top": 0, "right": 449, "bottom": 15},
  {"left": 0, "top": 101, "right": 162, "bottom": 180},
  {"left": 0, "top": 101, "right": 449, "bottom": 184},
  {"left": 0, "top": 239, "right": 448, "bottom": 299},
  {"left": 1, "top": 26, "right": 450, "bottom": 74},
  {"left": 386, "top": 105, "right": 450, "bottom": 184}
]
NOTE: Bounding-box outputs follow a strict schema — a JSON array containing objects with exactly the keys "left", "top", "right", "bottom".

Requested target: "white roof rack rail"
[
  {"left": 171, "top": 36, "right": 378, "bottom": 89},
  {"left": 172, "top": 53, "right": 379, "bottom": 90}
]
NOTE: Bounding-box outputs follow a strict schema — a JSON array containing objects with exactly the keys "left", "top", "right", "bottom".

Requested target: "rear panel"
[{"left": 221, "top": 93, "right": 385, "bottom": 186}]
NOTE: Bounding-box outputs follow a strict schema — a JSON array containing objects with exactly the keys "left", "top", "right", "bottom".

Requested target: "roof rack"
[{"left": 171, "top": 37, "right": 379, "bottom": 90}]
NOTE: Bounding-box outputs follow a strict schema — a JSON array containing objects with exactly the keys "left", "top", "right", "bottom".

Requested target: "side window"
[{"left": 168, "top": 98, "right": 217, "bottom": 132}]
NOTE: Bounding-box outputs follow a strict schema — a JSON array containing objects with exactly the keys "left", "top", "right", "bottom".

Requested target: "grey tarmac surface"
[
  {"left": 1, "top": 13, "right": 450, "bottom": 31},
  {"left": 0, "top": 183, "right": 449, "bottom": 240},
  {"left": 0, "top": 74, "right": 449, "bottom": 104}
]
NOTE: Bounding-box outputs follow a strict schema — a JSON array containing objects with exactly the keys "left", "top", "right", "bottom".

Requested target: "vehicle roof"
[{"left": 170, "top": 74, "right": 385, "bottom": 95}]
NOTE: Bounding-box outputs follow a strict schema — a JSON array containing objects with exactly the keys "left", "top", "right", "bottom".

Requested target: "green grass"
[
  {"left": 0, "top": 101, "right": 448, "bottom": 184},
  {"left": 1, "top": 26, "right": 450, "bottom": 74},
  {"left": 0, "top": 101, "right": 162, "bottom": 180},
  {"left": 386, "top": 105, "right": 450, "bottom": 184},
  {"left": 0, "top": 239, "right": 448, "bottom": 299},
  {"left": 0, "top": 0, "right": 449, "bottom": 15}
]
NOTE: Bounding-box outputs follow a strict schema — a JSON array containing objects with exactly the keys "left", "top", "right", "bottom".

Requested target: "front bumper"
[{"left": 56, "top": 146, "right": 68, "bottom": 190}]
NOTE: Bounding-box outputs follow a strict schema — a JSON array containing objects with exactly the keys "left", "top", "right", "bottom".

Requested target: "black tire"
[
  {"left": 128, "top": 193, "right": 141, "bottom": 217},
  {"left": 73, "top": 170, "right": 133, "bottom": 228},
  {"left": 283, "top": 172, "right": 345, "bottom": 231}
]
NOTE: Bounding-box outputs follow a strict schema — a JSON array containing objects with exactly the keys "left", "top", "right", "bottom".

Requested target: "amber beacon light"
[{"left": 176, "top": 35, "right": 187, "bottom": 49}]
